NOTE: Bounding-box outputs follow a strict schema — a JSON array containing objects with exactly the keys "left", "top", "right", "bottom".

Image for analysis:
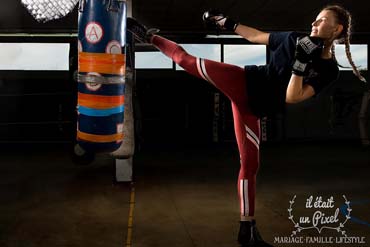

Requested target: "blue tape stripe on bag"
[{"left": 78, "top": 105, "right": 124, "bottom": 117}]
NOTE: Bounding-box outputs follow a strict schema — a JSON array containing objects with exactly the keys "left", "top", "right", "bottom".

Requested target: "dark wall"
[
  {"left": 0, "top": 1, "right": 368, "bottom": 145},
  {"left": 135, "top": 70, "right": 217, "bottom": 147},
  {"left": 135, "top": 69, "right": 369, "bottom": 146},
  {"left": 0, "top": 36, "right": 78, "bottom": 143},
  {"left": 283, "top": 71, "right": 369, "bottom": 141}
]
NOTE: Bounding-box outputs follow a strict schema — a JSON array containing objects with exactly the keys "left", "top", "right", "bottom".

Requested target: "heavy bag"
[{"left": 77, "top": 0, "right": 127, "bottom": 152}]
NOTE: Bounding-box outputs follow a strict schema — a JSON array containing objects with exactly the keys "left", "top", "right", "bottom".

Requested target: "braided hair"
[{"left": 323, "top": 5, "right": 367, "bottom": 82}]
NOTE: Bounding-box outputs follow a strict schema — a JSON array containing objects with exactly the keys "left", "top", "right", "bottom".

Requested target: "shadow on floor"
[{"left": 0, "top": 141, "right": 369, "bottom": 247}]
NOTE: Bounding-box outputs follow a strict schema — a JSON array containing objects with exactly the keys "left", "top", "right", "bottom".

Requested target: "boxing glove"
[
  {"left": 202, "top": 9, "right": 239, "bottom": 31},
  {"left": 292, "top": 36, "right": 323, "bottom": 76}
]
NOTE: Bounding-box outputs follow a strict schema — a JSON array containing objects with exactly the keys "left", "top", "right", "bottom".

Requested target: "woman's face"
[{"left": 311, "top": 10, "right": 343, "bottom": 41}]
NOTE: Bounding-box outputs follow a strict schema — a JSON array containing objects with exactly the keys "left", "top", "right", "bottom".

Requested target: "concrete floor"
[{"left": 1, "top": 142, "right": 369, "bottom": 247}]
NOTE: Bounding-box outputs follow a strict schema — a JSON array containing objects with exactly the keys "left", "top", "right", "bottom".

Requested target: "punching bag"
[{"left": 77, "top": 0, "right": 127, "bottom": 153}]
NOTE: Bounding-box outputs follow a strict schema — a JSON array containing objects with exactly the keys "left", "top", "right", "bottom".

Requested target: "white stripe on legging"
[
  {"left": 245, "top": 125, "right": 260, "bottom": 150},
  {"left": 239, "top": 179, "right": 249, "bottom": 216},
  {"left": 196, "top": 58, "right": 216, "bottom": 86},
  {"left": 196, "top": 58, "right": 208, "bottom": 81}
]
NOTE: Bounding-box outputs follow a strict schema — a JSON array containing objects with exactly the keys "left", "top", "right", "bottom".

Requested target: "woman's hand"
[{"left": 292, "top": 36, "right": 323, "bottom": 76}]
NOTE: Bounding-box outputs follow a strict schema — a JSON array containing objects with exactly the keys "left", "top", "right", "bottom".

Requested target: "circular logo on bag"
[
  {"left": 85, "top": 72, "right": 102, "bottom": 91},
  {"left": 85, "top": 22, "right": 104, "bottom": 44},
  {"left": 106, "top": 40, "right": 122, "bottom": 54}
]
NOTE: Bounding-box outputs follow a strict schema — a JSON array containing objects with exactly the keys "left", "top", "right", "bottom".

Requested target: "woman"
[{"left": 128, "top": 5, "right": 365, "bottom": 247}]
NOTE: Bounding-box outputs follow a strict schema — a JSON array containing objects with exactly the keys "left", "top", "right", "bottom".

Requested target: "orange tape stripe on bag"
[
  {"left": 77, "top": 131, "right": 124, "bottom": 143},
  {"left": 78, "top": 93, "right": 124, "bottom": 109},
  {"left": 79, "top": 52, "right": 126, "bottom": 75}
]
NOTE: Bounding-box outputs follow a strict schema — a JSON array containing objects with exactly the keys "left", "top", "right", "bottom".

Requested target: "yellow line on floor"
[{"left": 126, "top": 183, "right": 135, "bottom": 247}]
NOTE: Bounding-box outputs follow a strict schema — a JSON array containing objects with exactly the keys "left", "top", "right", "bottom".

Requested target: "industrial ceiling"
[{"left": 0, "top": 0, "right": 369, "bottom": 36}]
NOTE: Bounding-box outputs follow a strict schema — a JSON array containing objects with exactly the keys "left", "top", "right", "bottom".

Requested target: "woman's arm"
[
  {"left": 234, "top": 24, "right": 270, "bottom": 45},
  {"left": 285, "top": 74, "right": 315, "bottom": 103}
]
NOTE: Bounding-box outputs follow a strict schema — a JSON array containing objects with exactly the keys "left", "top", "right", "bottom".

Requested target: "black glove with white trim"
[
  {"left": 292, "top": 36, "right": 323, "bottom": 76},
  {"left": 202, "top": 9, "right": 239, "bottom": 31}
]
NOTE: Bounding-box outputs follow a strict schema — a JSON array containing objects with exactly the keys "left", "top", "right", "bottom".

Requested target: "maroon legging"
[{"left": 151, "top": 35, "right": 260, "bottom": 217}]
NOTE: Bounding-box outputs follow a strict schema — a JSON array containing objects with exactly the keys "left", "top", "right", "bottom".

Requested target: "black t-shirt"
[{"left": 245, "top": 31, "right": 339, "bottom": 117}]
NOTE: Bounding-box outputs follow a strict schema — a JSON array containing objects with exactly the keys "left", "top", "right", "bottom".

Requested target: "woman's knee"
[
  {"left": 239, "top": 161, "right": 259, "bottom": 177},
  {"left": 172, "top": 46, "right": 191, "bottom": 64}
]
